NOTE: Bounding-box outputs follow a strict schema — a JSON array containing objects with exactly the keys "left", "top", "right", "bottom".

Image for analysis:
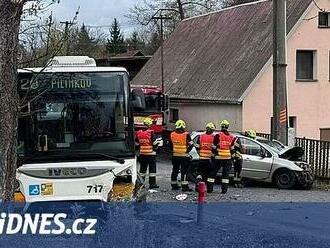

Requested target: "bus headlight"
[{"left": 14, "top": 180, "right": 25, "bottom": 203}]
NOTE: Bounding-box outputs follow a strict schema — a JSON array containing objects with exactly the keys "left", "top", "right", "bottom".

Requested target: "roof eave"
[{"left": 169, "top": 96, "right": 241, "bottom": 105}]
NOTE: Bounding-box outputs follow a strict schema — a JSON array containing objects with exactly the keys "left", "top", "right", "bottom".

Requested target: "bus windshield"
[{"left": 18, "top": 72, "right": 134, "bottom": 162}]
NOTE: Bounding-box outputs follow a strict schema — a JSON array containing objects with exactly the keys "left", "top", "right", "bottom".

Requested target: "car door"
[{"left": 239, "top": 137, "right": 273, "bottom": 180}]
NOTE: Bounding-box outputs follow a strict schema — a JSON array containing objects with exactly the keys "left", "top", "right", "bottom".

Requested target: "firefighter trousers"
[
  {"left": 195, "top": 159, "right": 212, "bottom": 188},
  {"left": 197, "top": 159, "right": 212, "bottom": 182},
  {"left": 233, "top": 158, "right": 243, "bottom": 186},
  {"left": 207, "top": 159, "right": 232, "bottom": 193},
  {"left": 171, "top": 156, "right": 190, "bottom": 190},
  {"left": 139, "top": 155, "right": 157, "bottom": 186}
]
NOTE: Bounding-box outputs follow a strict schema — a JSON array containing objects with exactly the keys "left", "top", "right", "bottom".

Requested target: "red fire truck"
[{"left": 131, "top": 85, "right": 167, "bottom": 135}]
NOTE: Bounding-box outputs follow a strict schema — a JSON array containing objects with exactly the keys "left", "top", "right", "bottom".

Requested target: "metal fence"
[
  {"left": 295, "top": 137, "right": 330, "bottom": 179},
  {"left": 257, "top": 133, "right": 330, "bottom": 179}
]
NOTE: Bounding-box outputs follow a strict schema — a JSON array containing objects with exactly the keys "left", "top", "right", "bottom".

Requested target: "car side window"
[{"left": 239, "top": 138, "right": 264, "bottom": 157}]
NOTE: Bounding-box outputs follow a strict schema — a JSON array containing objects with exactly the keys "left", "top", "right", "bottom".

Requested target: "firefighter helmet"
[
  {"left": 143, "top": 117, "right": 153, "bottom": 127},
  {"left": 220, "top": 120, "right": 230, "bottom": 129},
  {"left": 206, "top": 122, "right": 216, "bottom": 130},
  {"left": 246, "top": 129, "right": 256, "bottom": 139},
  {"left": 175, "top": 120, "right": 186, "bottom": 129}
]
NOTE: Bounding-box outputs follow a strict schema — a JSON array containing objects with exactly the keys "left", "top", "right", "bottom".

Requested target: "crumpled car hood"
[{"left": 278, "top": 146, "right": 304, "bottom": 161}]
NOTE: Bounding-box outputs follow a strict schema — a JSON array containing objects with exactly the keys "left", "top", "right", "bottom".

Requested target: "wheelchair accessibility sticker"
[{"left": 29, "top": 185, "right": 40, "bottom": 196}]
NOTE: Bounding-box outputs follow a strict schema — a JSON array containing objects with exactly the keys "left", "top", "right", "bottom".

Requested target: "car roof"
[{"left": 191, "top": 131, "right": 260, "bottom": 140}]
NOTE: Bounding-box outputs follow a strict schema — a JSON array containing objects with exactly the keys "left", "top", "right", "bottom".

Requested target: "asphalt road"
[{"left": 143, "top": 157, "right": 330, "bottom": 202}]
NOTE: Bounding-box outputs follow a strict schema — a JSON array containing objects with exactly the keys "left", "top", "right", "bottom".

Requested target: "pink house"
[
  {"left": 133, "top": 0, "right": 330, "bottom": 140},
  {"left": 243, "top": 0, "right": 330, "bottom": 140}
]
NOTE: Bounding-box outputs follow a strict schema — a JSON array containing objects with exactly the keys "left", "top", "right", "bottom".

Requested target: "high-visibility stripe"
[
  {"left": 173, "top": 144, "right": 187, "bottom": 155},
  {"left": 149, "top": 173, "right": 156, "bottom": 177},
  {"left": 181, "top": 181, "right": 189, "bottom": 185},
  {"left": 234, "top": 178, "right": 241, "bottom": 182},
  {"left": 222, "top": 179, "right": 229, "bottom": 184},
  {"left": 140, "top": 173, "right": 146, "bottom": 177},
  {"left": 140, "top": 145, "right": 156, "bottom": 155},
  {"left": 200, "top": 150, "right": 212, "bottom": 159},
  {"left": 207, "top": 178, "right": 215, "bottom": 183}
]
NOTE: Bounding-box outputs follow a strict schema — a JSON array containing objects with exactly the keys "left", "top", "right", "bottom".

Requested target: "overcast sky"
[{"left": 44, "top": 0, "right": 141, "bottom": 35}]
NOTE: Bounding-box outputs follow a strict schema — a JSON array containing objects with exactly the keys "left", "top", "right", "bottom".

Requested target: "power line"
[{"left": 312, "top": 0, "right": 324, "bottom": 11}]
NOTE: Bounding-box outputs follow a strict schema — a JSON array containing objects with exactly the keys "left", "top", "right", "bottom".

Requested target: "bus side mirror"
[
  {"left": 132, "top": 88, "right": 145, "bottom": 111},
  {"left": 162, "top": 94, "right": 169, "bottom": 112}
]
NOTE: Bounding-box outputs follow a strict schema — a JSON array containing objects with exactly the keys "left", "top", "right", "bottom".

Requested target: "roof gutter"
[{"left": 169, "top": 97, "right": 241, "bottom": 105}]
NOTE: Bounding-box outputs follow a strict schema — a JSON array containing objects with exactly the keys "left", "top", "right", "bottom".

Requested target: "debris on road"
[
  {"left": 175, "top": 194, "right": 188, "bottom": 201},
  {"left": 148, "top": 189, "right": 158, "bottom": 194}
]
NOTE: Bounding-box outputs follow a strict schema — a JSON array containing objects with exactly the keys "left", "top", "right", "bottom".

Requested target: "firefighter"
[
  {"left": 232, "top": 136, "right": 243, "bottom": 188},
  {"left": 136, "top": 117, "right": 159, "bottom": 189},
  {"left": 245, "top": 129, "right": 257, "bottom": 139},
  {"left": 207, "top": 120, "right": 235, "bottom": 194},
  {"left": 194, "top": 122, "right": 216, "bottom": 191},
  {"left": 169, "top": 120, "right": 194, "bottom": 191}
]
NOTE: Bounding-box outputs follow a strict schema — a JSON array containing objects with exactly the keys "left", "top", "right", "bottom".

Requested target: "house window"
[
  {"left": 296, "top": 50, "right": 317, "bottom": 81},
  {"left": 289, "top": 116, "right": 296, "bottom": 129},
  {"left": 169, "top": 108, "right": 179, "bottom": 123},
  {"left": 319, "top": 12, "right": 330, "bottom": 27}
]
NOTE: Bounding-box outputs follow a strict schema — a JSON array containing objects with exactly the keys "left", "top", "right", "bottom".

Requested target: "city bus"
[{"left": 15, "top": 56, "right": 145, "bottom": 202}]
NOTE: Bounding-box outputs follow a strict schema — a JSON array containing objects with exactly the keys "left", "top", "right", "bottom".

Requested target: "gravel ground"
[{"left": 141, "top": 157, "right": 330, "bottom": 202}]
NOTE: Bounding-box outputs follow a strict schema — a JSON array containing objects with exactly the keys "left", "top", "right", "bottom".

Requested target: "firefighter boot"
[
  {"left": 182, "top": 182, "right": 193, "bottom": 192},
  {"left": 221, "top": 184, "right": 228, "bottom": 194},
  {"left": 149, "top": 175, "right": 160, "bottom": 189},
  {"left": 171, "top": 182, "right": 181, "bottom": 190},
  {"left": 207, "top": 178, "right": 215, "bottom": 193}
]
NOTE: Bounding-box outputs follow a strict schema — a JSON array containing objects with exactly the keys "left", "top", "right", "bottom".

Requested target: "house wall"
[
  {"left": 168, "top": 102, "right": 242, "bottom": 132},
  {"left": 243, "top": 0, "right": 330, "bottom": 140}
]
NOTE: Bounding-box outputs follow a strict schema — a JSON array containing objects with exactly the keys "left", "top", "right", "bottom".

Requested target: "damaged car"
[{"left": 189, "top": 132, "right": 314, "bottom": 189}]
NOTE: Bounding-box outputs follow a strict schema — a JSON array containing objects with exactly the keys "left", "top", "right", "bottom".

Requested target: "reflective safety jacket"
[
  {"left": 214, "top": 132, "right": 234, "bottom": 160},
  {"left": 136, "top": 129, "right": 156, "bottom": 156},
  {"left": 199, "top": 133, "right": 215, "bottom": 159},
  {"left": 170, "top": 131, "right": 191, "bottom": 157}
]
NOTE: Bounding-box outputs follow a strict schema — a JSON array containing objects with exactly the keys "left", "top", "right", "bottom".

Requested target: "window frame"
[
  {"left": 318, "top": 12, "right": 330, "bottom": 28},
  {"left": 296, "top": 50, "right": 318, "bottom": 82}
]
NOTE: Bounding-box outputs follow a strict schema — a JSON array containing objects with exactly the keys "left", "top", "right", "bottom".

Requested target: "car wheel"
[
  {"left": 274, "top": 169, "right": 296, "bottom": 189},
  {"left": 187, "top": 161, "right": 199, "bottom": 183}
]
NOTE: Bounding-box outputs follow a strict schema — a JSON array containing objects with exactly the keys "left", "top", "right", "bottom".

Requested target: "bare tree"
[
  {"left": 0, "top": 0, "right": 60, "bottom": 201},
  {"left": 127, "top": 0, "right": 223, "bottom": 55},
  {"left": 0, "top": 0, "right": 28, "bottom": 202}
]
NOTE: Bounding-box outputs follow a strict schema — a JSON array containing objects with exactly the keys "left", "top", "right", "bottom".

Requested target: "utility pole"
[
  {"left": 272, "top": 0, "right": 288, "bottom": 145},
  {"left": 151, "top": 13, "right": 172, "bottom": 94},
  {"left": 60, "top": 21, "right": 74, "bottom": 56}
]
